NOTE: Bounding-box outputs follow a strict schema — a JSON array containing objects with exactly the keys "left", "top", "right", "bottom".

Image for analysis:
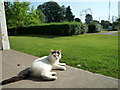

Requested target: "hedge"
[
  {"left": 88, "top": 22, "right": 103, "bottom": 33},
  {"left": 8, "top": 22, "right": 88, "bottom": 36}
]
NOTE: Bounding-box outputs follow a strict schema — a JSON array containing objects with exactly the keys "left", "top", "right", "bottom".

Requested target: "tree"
[
  {"left": 10, "top": 2, "right": 31, "bottom": 29},
  {"left": 36, "top": 9, "right": 46, "bottom": 23},
  {"left": 4, "top": 2, "right": 12, "bottom": 26},
  {"left": 75, "top": 18, "right": 81, "bottom": 22},
  {"left": 93, "top": 20, "right": 99, "bottom": 24},
  {"left": 65, "top": 6, "right": 75, "bottom": 22},
  {"left": 37, "top": 1, "right": 65, "bottom": 23},
  {"left": 101, "top": 20, "right": 111, "bottom": 29},
  {"left": 4, "top": 1, "right": 42, "bottom": 34},
  {"left": 24, "top": 6, "right": 41, "bottom": 26},
  {"left": 61, "top": 5, "right": 66, "bottom": 20},
  {"left": 116, "top": 18, "right": 120, "bottom": 22},
  {"left": 112, "top": 18, "right": 120, "bottom": 31},
  {"left": 85, "top": 14, "right": 93, "bottom": 24}
]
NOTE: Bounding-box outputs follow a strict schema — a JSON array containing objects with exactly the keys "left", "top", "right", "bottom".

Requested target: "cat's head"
[{"left": 50, "top": 49, "right": 62, "bottom": 60}]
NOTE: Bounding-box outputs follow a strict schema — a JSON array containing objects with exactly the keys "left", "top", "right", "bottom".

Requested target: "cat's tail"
[{"left": 1, "top": 71, "right": 31, "bottom": 85}]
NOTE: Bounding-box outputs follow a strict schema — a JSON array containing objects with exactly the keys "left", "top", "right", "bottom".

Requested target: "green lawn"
[{"left": 9, "top": 34, "right": 119, "bottom": 78}]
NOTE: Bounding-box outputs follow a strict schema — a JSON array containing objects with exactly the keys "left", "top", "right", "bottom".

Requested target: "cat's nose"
[{"left": 53, "top": 55, "right": 56, "bottom": 57}]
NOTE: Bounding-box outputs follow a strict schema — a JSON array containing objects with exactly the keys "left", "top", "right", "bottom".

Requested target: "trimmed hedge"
[{"left": 8, "top": 22, "right": 88, "bottom": 36}]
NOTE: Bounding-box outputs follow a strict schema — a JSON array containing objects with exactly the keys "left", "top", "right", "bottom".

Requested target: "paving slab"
[{"left": 1, "top": 50, "right": 119, "bottom": 88}]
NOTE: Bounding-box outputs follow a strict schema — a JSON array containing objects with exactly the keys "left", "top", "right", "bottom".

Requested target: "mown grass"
[
  {"left": 99, "top": 31, "right": 110, "bottom": 33},
  {"left": 9, "top": 34, "right": 119, "bottom": 78}
]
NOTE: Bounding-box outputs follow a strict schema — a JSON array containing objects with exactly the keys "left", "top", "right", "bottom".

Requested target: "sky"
[
  {"left": 5, "top": 0, "right": 120, "bottom": 22},
  {"left": 29, "top": 0, "right": 119, "bottom": 22}
]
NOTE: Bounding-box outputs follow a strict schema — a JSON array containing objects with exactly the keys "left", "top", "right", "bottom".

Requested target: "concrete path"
[
  {"left": 91, "top": 31, "right": 119, "bottom": 35},
  {"left": 1, "top": 50, "right": 119, "bottom": 88}
]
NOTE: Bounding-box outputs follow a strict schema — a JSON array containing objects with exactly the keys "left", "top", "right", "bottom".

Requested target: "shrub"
[
  {"left": 80, "top": 23, "right": 88, "bottom": 34},
  {"left": 8, "top": 22, "right": 88, "bottom": 36},
  {"left": 88, "top": 22, "right": 103, "bottom": 33},
  {"left": 112, "top": 22, "right": 120, "bottom": 31}
]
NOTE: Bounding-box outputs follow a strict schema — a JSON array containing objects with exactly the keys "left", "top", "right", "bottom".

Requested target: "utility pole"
[
  {"left": 0, "top": 0, "right": 10, "bottom": 50},
  {"left": 99, "top": 17, "right": 101, "bottom": 23},
  {"left": 108, "top": 0, "right": 111, "bottom": 22}
]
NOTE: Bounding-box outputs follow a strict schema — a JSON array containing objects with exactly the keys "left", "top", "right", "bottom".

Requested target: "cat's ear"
[
  {"left": 50, "top": 49, "right": 54, "bottom": 52},
  {"left": 59, "top": 49, "right": 62, "bottom": 52}
]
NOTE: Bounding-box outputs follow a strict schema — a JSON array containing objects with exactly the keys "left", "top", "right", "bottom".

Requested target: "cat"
[
  {"left": 1, "top": 49, "right": 66, "bottom": 85},
  {"left": 30, "top": 49, "right": 66, "bottom": 80}
]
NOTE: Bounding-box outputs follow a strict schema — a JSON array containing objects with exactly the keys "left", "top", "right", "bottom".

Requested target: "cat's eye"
[
  {"left": 51, "top": 51, "right": 60, "bottom": 54},
  {"left": 57, "top": 51, "right": 60, "bottom": 54},
  {"left": 51, "top": 51, "right": 55, "bottom": 54}
]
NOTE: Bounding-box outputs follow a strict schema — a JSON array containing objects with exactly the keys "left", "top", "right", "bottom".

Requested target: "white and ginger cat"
[{"left": 1, "top": 49, "right": 66, "bottom": 85}]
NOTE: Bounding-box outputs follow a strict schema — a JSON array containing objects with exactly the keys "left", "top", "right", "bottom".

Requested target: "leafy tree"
[
  {"left": 36, "top": 9, "right": 46, "bottom": 23},
  {"left": 75, "top": 18, "right": 81, "bottom": 22},
  {"left": 4, "top": 1, "right": 44, "bottom": 34},
  {"left": 93, "top": 20, "right": 99, "bottom": 24},
  {"left": 112, "top": 18, "right": 120, "bottom": 30},
  {"left": 61, "top": 5, "right": 66, "bottom": 20},
  {"left": 24, "top": 6, "right": 41, "bottom": 26},
  {"left": 65, "top": 6, "right": 75, "bottom": 22},
  {"left": 101, "top": 20, "right": 111, "bottom": 29},
  {"left": 116, "top": 18, "right": 120, "bottom": 22},
  {"left": 4, "top": 2, "right": 12, "bottom": 26},
  {"left": 10, "top": 2, "right": 31, "bottom": 29},
  {"left": 37, "top": 1, "right": 65, "bottom": 23},
  {"left": 85, "top": 14, "right": 93, "bottom": 24}
]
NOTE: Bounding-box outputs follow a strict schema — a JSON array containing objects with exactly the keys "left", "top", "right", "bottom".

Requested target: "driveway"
[{"left": 91, "top": 31, "right": 119, "bottom": 35}]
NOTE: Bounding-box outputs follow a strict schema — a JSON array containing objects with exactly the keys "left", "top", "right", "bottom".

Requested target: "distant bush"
[
  {"left": 8, "top": 22, "right": 88, "bottom": 36},
  {"left": 88, "top": 22, "right": 103, "bottom": 33},
  {"left": 112, "top": 22, "right": 120, "bottom": 31}
]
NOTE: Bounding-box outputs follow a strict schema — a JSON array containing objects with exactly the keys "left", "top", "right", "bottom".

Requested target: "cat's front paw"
[
  {"left": 62, "top": 66, "right": 66, "bottom": 70},
  {"left": 58, "top": 63, "right": 66, "bottom": 66},
  {"left": 52, "top": 76, "right": 57, "bottom": 80},
  {"left": 61, "top": 63, "right": 66, "bottom": 66}
]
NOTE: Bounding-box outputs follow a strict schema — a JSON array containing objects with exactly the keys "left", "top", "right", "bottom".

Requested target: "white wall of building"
[{"left": 0, "top": 0, "right": 10, "bottom": 50}]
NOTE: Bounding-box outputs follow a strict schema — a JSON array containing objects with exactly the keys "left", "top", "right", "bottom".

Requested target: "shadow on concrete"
[
  {"left": 18, "top": 68, "right": 55, "bottom": 82},
  {"left": 1, "top": 68, "right": 56, "bottom": 86}
]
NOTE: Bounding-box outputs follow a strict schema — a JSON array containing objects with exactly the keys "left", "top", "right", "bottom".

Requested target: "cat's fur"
[
  {"left": 1, "top": 49, "right": 66, "bottom": 85},
  {"left": 30, "top": 49, "right": 66, "bottom": 80}
]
